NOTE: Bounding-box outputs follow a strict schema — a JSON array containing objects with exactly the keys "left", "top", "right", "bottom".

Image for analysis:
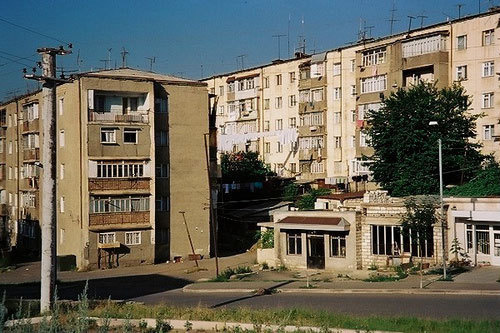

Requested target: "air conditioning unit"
[{"left": 310, "top": 126, "right": 317, "bottom": 131}]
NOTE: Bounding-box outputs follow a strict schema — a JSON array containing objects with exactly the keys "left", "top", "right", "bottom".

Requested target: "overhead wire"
[{"left": 0, "top": 16, "right": 70, "bottom": 46}]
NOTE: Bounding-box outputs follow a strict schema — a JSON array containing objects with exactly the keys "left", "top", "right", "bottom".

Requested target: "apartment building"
[
  {"left": 206, "top": 8, "right": 500, "bottom": 188},
  {"left": 0, "top": 68, "right": 211, "bottom": 269}
]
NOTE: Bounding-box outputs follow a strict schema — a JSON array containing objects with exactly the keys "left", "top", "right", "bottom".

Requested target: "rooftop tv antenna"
[
  {"left": 120, "top": 47, "right": 129, "bottom": 68},
  {"left": 456, "top": 3, "right": 465, "bottom": 18},
  {"left": 272, "top": 34, "right": 286, "bottom": 59},
  {"left": 236, "top": 54, "right": 247, "bottom": 70},
  {"left": 387, "top": 1, "right": 400, "bottom": 35},
  {"left": 417, "top": 15, "right": 428, "bottom": 28},
  {"left": 407, "top": 16, "right": 416, "bottom": 32},
  {"left": 146, "top": 56, "right": 156, "bottom": 71}
]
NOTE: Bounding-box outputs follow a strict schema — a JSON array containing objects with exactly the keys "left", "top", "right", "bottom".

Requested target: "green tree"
[
  {"left": 220, "top": 151, "right": 274, "bottom": 182},
  {"left": 400, "top": 196, "right": 438, "bottom": 288},
  {"left": 446, "top": 160, "right": 500, "bottom": 197},
  {"left": 296, "top": 188, "right": 331, "bottom": 210},
  {"left": 366, "top": 82, "right": 485, "bottom": 196}
]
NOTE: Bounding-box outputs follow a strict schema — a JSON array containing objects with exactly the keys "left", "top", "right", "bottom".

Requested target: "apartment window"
[
  {"left": 311, "top": 88, "right": 324, "bottom": 102},
  {"left": 124, "top": 128, "right": 138, "bottom": 144},
  {"left": 264, "top": 99, "right": 270, "bottom": 110},
  {"left": 362, "top": 47, "right": 386, "bottom": 66},
  {"left": 276, "top": 119, "right": 283, "bottom": 130},
  {"left": 287, "top": 232, "right": 302, "bottom": 255},
  {"left": 8, "top": 167, "right": 12, "bottom": 180},
  {"left": 361, "top": 75, "right": 387, "bottom": 94},
  {"left": 156, "top": 196, "right": 170, "bottom": 212},
  {"left": 122, "top": 97, "right": 139, "bottom": 112},
  {"left": 219, "top": 85, "right": 224, "bottom": 95},
  {"left": 350, "top": 85, "right": 356, "bottom": 96},
  {"left": 276, "top": 74, "right": 282, "bottom": 85},
  {"left": 299, "top": 136, "right": 323, "bottom": 149},
  {"left": 155, "top": 163, "right": 169, "bottom": 178},
  {"left": 21, "top": 192, "right": 36, "bottom": 208},
  {"left": 97, "top": 161, "right": 145, "bottom": 178},
  {"left": 300, "top": 112, "right": 323, "bottom": 126},
  {"left": 263, "top": 77, "right": 269, "bottom": 88},
  {"left": 101, "top": 128, "right": 116, "bottom": 144},
  {"left": 288, "top": 117, "right": 296, "bottom": 128},
  {"left": 156, "top": 131, "right": 168, "bottom": 146},
  {"left": 333, "top": 112, "right": 341, "bottom": 124},
  {"left": 58, "top": 98, "right": 64, "bottom": 116},
  {"left": 300, "top": 68, "right": 310, "bottom": 80},
  {"left": 456, "top": 65, "right": 467, "bottom": 80},
  {"left": 264, "top": 121, "right": 270, "bottom": 132},
  {"left": 333, "top": 87, "right": 341, "bottom": 100},
  {"left": 483, "top": 125, "right": 494, "bottom": 140},
  {"left": 246, "top": 78, "right": 255, "bottom": 90},
  {"left": 333, "top": 63, "right": 341, "bottom": 76},
  {"left": 334, "top": 136, "right": 342, "bottom": 148},
  {"left": 125, "top": 231, "right": 141, "bottom": 245},
  {"left": 482, "top": 61, "right": 494, "bottom": 77},
  {"left": 237, "top": 80, "right": 245, "bottom": 91},
  {"left": 22, "top": 103, "right": 39, "bottom": 122},
  {"left": 290, "top": 163, "right": 296, "bottom": 173},
  {"left": 371, "top": 225, "right": 433, "bottom": 257},
  {"left": 289, "top": 71, "right": 296, "bottom": 82},
  {"left": 155, "top": 97, "right": 168, "bottom": 113},
  {"left": 60, "top": 196, "right": 65, "bottom": 213},
  {"left": 59, "top": 130, "right": 65, "bottom": 147},
  {"left": 483, "top": 29, "right": 495, "bottom": 46},
  {"left": 299, "top": 90, "right": 310, "bottom": 103},
  {"left": 350, "top": 59, "right": 355, "bottom": 72},
  {"left": 218, "top": 105, "right": 224, "bottom": 115},
  {"left": 8, "top": 141, "right": 12, "bottom": 154},
  {"left": 457, "top": 35, "right": 467, "bottom": 50},
  {"left": 7, "top": 115, "right": 11, "bottom": 128},
  {"left": 99, "top": 232, "right": 116, "bottom": 244},
  {"left": 276, "top": 141, "right": 283, "bottom": 153},
  {"left": 227, "top": 82, "right": 235, "bottom": 92},
  {"left": 360, "top": 133, "right": 369, "bottom": 147},
  {"left": 482, "top": 92, "right": 494, "bottom": 108},
  {"left": 0, "top": 139, "right": 3, "bottom": 153},
  {"left": 350, "top": 136, "right": 356, "bottom": 148},
  {"left": 350, "top": 110, "right": 356, "bottom": 122},
  {"left": 289, "top": 95, "right": 297, "bottom": 107},
  {"left": 264, "top": 142, "right": 271, "bottom": 153},
  {"left": 330, "top": 233, "right": 347, "bottom": 257},
  {"left": 275, "top": 97, "right": 282, "bottom": 109},
  {"left": 311, "top": 161, "right": 324, "bottom": 173},
  {"left": 60, "top": 163, "right": 64, "bottom": 180},
  {"left": 91, "top": 196, "right": 150, "bottom": 213}
]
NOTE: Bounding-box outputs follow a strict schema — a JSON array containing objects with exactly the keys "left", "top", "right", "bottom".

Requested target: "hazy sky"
[{"left": 0, "top": 0, "right": 495, "bottom": 101}]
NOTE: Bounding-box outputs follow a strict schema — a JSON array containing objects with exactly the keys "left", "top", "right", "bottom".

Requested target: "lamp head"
[{"left": 429, "top": 121, "right": 438, "bottom": 126}]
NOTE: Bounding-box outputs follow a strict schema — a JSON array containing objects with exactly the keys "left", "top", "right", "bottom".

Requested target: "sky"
[{"left": 0, "top": 0, "right": 497, "bottom": 101}]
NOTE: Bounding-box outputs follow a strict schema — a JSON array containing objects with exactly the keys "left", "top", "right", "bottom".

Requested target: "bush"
[
  {"left": 282, "top": 183, "right": 299, "bottom": 201},
  {"left": 255, "top": 229, "right": 274, "bottom": 249},
  {"left": 296, "top": 188, "right": 331, "bottom": 210},
  {"left": 210, "top": 266, "right": 252, "bottom": 282}
]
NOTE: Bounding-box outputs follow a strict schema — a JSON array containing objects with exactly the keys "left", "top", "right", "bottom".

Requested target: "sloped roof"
[
  {"left": 80, "top": 67, "right": 204, "bottom": 85},
  {"left": 317, "top": 191, "right": 366, "bottom": 202},
  {"left": 275, "top": 216, "right": 350, "bottom": 231}
]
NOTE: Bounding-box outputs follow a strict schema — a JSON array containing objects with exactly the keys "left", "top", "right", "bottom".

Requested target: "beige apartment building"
[
  {"left": 205, "top": 8, "right": 500, "bottom": 188},
  {"left": 0, "top": 68, "right": 211, "bottom": 270}
]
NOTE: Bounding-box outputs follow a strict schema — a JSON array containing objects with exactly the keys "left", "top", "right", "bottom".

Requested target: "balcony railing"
[
  {"left": 89, "top": 211, "right": 150, "bottom": 229},
  {"left": 88, "top": 178, "right": 150, "bottom": 192},
  {"left": 88, "top": 112, "right": 149, "bottom": 123},
  {"left": 23, "top": 148, "right": 40, "bottom": 161},
  {"left": 23, "top": 119, "right": 39, "bottom": 133}
]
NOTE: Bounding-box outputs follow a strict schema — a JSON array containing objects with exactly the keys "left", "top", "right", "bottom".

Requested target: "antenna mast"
[
  {"left": 120, "top": 47, "right": 129, "bottom": 68},
  {"left": 388, "top": 1, "right": 399, "bottom": 35}
]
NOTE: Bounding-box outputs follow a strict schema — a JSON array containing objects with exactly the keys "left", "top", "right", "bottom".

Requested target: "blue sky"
[{"left": 0, "top": 0, "right": 496, "bottom": 100}]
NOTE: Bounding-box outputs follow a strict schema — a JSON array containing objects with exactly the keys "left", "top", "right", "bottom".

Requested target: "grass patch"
[
  {"left": 364, "top": 266, "right": 408, "bottom": 282},
  {"left": 438, "top": 276, "right": 454, "bottom": 282},
  {"left": 209, "top": 266, "right": 252, "bottom": 282},
  {"left": 426, "top": 266, "right": 469, "bottom": 277}
]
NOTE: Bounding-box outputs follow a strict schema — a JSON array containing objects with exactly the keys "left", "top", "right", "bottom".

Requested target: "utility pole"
[
  {"left": 287, "top": 13, "right": 291, "bottom": 58},
  {"left": 24, "top": 45, "right": 72, "bottom": 313},
  {"left": 179, "top": 211, "right": 199, "bottom": 268},
  {"left": 272, "top": 34, "right": 286, "bottom": 59},
  {"left": 438, "top": 138, "right": 447, "bottom": 280}
]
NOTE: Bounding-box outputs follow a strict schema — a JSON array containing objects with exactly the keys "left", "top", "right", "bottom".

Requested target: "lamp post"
[{"left": 429, "top": 121, "right": 447, "bottom": 280}]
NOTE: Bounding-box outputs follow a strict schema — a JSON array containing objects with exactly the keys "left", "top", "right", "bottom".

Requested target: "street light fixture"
[{"left": 429, "top": 121, "right": 447, "bottom": 280}]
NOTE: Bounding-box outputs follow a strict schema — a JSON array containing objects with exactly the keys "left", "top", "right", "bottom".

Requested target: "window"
[
  {"left": 22, "top": 133, "right": 39, "bottom": 150},
  {"left": 264, "top": 121, "right": 270, "bottom": 132},
  {"left": 311, "top": 161, "right": 324, "bottom": 173},
  {"left": 8, "top": 141, "right": 12, "bottom": 154},
  {"left": 334, "top": 136, "right": 341, "bottom": 148},
  {"left": 275, "top": 97, "right": 282, "bottom": 109},
  {"left": 155, "top": 163, "right": 169, "bottom": 178},
  {"left": 276, "top": 141, "right": 283, "bottom": 153},
  {"left": 264, "top": 142, "right": 270, "bottom": 153},
  {"left": 362, "top": 47, "right": 386, "bottom": 66},
  {"left": 300, "top": 68, "right": 310, "bottom": 80},
  {"left": 289, "top": 95, "right": 297, "bottom": 107},
  {"left": 330, "top": 233, "right": 347, "bottom": 257},
  {"left": 289, "top": 71, "right": 296, "bottom": 82},
  {"left": 360, "top": 133, "right": 369, "bottom": 147},
  {"left": 97, "top": 161, "right": 145, "bottom": 178},
  {"left": 218, "top": 105, "right": 224, "bottom": 115},
  {"left": 22, "top": 103, "right": 39, "bottom": 122},
  {"left": 60, "top": 196, "right": 65, "bottom": 213},
  {"left": 333, "top": 112, "right": 341, "bottom": 124},
  {"left": 482, "top": 92, "right": 494, "bottom": 108},
  {"left": 482, "top": 61, "right": 494, "bottom": 77},
  {"left": 288, "top": 117, "right": 296, "bottom": 128},
  {"left": 350, "top": 136, "right": 356, "bottom": 148},
  {"left": 59, "top": 130, "right": 65, "bottom": 147},
  {"left": 290, "top": 163, "right": 296, "bottom": 173},
  {"left": 237, "top": 80, "right": 245, "bottom": 91},
  {"left": 483, "top": 125, "right": 494, "bottom": 140},
  {"left": 299, "top": 112, "right": 323, "bottom": 126},
  {"left": 350, "top": 59, "right": 355, "bottom": 72},
  {"left": 402, "top": 35, "right": 446, "bottom": 57},
  {"left": 476, "top": 225, "right": 490, "bottom": 254},
  {"left": 483, "top": 29, "right": 495, "bottom": 46},
  {"left": 0, "top": 139, "right": 3, "bottom": 153},
  {"left": 155, "top": 97, "right": 168, "bottom": 113},
  {"left": 264, "top": 99, "right": 270, "bottom": 110},
  {"left": 371, "top": 225, "right": 433, "bottom": 257},
  {"left": 219, "top": 85, "right": 224, "bottom": 95},
  {"left": 227, "top": 82, "right": 235, "bottom": 92},
  {"left": 21, "top": 192, "right": 36, "bottom": 208},
  {"left": 276, "top": 74, "right": 282, "bottom": 85},
  {"left": 245, "top": 78, "right": 255, "bottom": 90},
  {"left": 156, "top": 131, "right": 168, "bottom": 146},
  {"left": 456, "top": 65, "right": 467, "bottom": 80},
  {"left": 125, "top": 231, "right": 141, "bottom": 245},
  {"left": 156, "top": 196, "right": 169, "bottom": 211},
  {"left": 60, "top": 163, "right": 64, "bottom": 180},
  {"left": 276, "top": 119, "right": 283, "bottom": 130},
  {"left": 99, "top": 232, "right": 116, "bottom": 244},
  {"left": 124, "top": 129, "right": 138, "bottom": 144},
  {"left": 287, "top": 232, "right": 302, "bottom": 255},
  {"left": 101, "top": 128, "right": 116, "bottom": 144},
  {"left": 58, "top": 98, "right": 64, "bottom": 116},
  {"left": 299, "top": 90, "right": 310, "bottom": 103},
  {"left": 311, "top": 89, "right": 324, "bottom": 102},
  {"left": 333, "top": 87, "right": 341, "bottom": 100},
  {"left": 122, "top": 97, "right": 139, "bottom": 112},
  {"left": 91, "top": 196, "right": 150, "bottom": 214},
  {"left": 333, "top": 63, "right": 341, "bottom": 75},
  {"left": 361, "top": 75, "right": 387, "bottom": 94},
  {"left": 263, "top": 77, "right": 269, "bottom": 88},
  {"left": 457, "top": 35, "right": 467, "bottom": 50},
  {"left": 350, "top": 85, "right": 356, "bottom": 96}
]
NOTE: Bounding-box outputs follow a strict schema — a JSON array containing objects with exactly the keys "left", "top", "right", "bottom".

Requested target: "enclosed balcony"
[
  {"left": 88, "top": 160, "right": 151, "bottom": 194},
  {"left": 89, "top": 195, "right": 151, "bottom": 231},
  {"left": 88, "top": 90, "right": 150, "bottom": 124}
]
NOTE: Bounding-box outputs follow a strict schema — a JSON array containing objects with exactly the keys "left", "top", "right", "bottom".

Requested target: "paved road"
[{"left": 134, "top": 290, "right": 500, "bottom": 320}]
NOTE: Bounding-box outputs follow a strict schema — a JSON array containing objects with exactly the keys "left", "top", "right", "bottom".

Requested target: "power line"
[
  {"left": 0, "top": 16, "right": 71, "bottom": 46},
  {"left": 0, "top": 50, "right": 38, "bottom": 67},
  {"left": 0, "top": 54, "right": 34, "bottom": 68}
]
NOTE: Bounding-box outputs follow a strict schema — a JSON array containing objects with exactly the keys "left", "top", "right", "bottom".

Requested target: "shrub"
[{"left": 255, "top": 229, "right": 274, "bottom": 249}]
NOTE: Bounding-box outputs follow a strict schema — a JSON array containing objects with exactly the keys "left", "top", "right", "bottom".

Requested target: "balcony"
[
  {"left": 23, "top": 119, "right": 39, "bottom": 133},
  {"left": 88, "top": 178, "right": 150, "bottom": 193},
  {"left": 23, "top": 148, "right": 40, "bottom": 161},
  {"left": 88, "top": 112, "right": 149, "bottom": 124},
  {"left": 89, "top": 211, "right": 150, "bottom": 231},
  {"left": 0, "top": 204, "right": 8, "bottom": 216},
  {"left": 299, "top": 100, "right": 327, "bottom": 114},
  {"left": 20, "top": 177, "right": 39, "bottom": 190},
  {"left": 0, "top": 128, "right": 6, "bottom": 137},
  {"left": 298, "top": 125, "right": 326, "bottom": 136},
  {"left": 299, "top": 148, "right": 325, "bottom": 161}
]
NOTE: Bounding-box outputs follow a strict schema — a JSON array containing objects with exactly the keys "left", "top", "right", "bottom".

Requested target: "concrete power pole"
[{"left": 25, "top": 46, "right": 71, "bottom": 312}]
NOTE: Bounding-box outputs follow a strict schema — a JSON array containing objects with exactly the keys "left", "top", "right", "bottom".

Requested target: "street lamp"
[{"left": 429, "top": 121, "right": 447, "bottom": 280}]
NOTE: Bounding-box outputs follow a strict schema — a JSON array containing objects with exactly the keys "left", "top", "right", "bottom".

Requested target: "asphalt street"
[{"left": 134, "top": 290, "right": 500, "bottom": 320}]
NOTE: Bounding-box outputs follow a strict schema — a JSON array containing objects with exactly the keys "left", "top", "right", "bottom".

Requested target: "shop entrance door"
[
  {"left": 492, "top": 232, "right": 500, "bottom": 266},
  {"left": 307, "top": 234, "right": 325, "bottom": 269}
]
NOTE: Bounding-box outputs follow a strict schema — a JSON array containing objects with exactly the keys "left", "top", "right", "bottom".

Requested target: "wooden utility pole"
[
  {"left": 24, "top": 46, "right": 71, "bottom": 312},
  {"left": 179, "top": 211, "right": 199, "bottom": 267}
]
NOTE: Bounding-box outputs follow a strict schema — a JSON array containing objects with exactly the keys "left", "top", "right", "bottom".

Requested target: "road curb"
[{"left": 182, "top": 284, "right": 500, "bottom": 296}]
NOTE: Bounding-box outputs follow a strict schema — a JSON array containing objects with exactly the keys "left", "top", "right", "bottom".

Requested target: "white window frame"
[
  {"left": 99, "top": 232, "right": 116, "bottom": 244},
  {"left": 276, "top": 119, "right": 283, "bottom": 130},
  {"left": 275, "top": 97, "right": 282, "bottom": 109},
  {"left": 482, "top": 92, "right": 494, "bottom": 109},
  {"left": 333, "top": 87, "right": 341, "bottom": 100},
  {"left": 101, "top": 128, "right": 117, "bottom": 144},
  {"left": 483, "top": 125, "right": 494, "bottom": 140},
  {"left": 333, "top": 63, "right": 341, "bottom": 76},
  {"left": 456, "top": 65, "right": 467, "bottom": 80},
  {"left": 125, "top": 231, "right": 141, "bottom": 245},
  {"left": 59, "top": 130, "right": 65, "bottom": 147},
  {"left": 483, "top": 29, "right": 495, "bottom": 46},
  {"left": 482, "top": 61, "right": 494, "bottom": 77},
  {"left": 457, "top": 35, "right": 467, "bottom": 50},
  {"left": 123, "top": 128, "right": 139, "bottom": 144},
  {"left": 311, "top": 88, "right": 324, "bottom": 102}
]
